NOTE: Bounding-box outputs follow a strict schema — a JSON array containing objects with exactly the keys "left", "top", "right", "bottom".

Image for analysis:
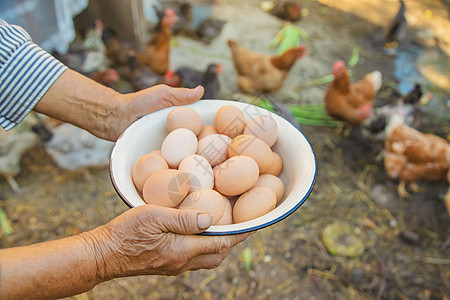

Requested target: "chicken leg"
[
  {"left": 409, "top": 182, "right": 425, "bottom": 193},
  {"left": 6, "top": 176, "right": 19, "bottom": 193},
  {"left": 397, "top": 180, "right": 411, "bottom": 198}
]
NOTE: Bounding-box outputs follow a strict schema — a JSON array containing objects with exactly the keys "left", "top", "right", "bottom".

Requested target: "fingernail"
[{"left": 197, "top": 213, "right": 211, "bottom": 229}]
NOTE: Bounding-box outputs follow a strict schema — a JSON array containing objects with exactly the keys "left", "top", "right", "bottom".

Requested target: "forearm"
[
  {"left": 34, "top": 69, "right": 126, "bottom": 139},
  {"left": 0, "top": 231, "right": 103, "bottom": 299}
]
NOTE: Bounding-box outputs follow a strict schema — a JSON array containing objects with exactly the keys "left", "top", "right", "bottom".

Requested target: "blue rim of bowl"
[{"left": 109, "top": 102, "right": 317, "bottom": 236}]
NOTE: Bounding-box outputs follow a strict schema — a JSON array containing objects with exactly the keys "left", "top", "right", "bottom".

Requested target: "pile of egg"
[{"left": 132, "top": 105, "right": 285, "bottom": 225}]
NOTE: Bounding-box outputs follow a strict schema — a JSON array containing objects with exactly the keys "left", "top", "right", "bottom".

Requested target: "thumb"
[
  {"left": 157, "top": 207, "right": 212, "bottom": 234},
  {"left": 165, "top": 85, "right": 205, "bottom": 106}
]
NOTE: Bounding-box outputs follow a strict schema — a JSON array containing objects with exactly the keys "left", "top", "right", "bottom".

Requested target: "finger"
[
  {"left": 185, "top": 232, "right": 252, "bottom": 257},
  {"left": 164, "top": 85, "right": 204, "bottom": 106},
  {"left": 154, "top": 206, "right": 212, "bottom": 235},
  {"left": 181, "top": 252, "right": 230, "bottom": 272}
]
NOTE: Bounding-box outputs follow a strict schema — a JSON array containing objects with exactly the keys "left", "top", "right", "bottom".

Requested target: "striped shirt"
[{"left": 0, "top": 18, "right": 67, "bottom": 130}]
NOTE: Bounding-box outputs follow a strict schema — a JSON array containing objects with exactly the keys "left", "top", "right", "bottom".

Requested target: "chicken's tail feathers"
[
  {"left": 227, "top": 39, "right": 238, "bottom": 49},
  {"left": 31, "top": 123, "right": 53, "bottom": 143},
  {"left": 367, "top": 70, "right": 383, "bottom": 93}
]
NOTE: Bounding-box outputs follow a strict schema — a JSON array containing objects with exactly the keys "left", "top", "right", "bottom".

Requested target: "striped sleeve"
[{"left": 0, "top": 18, "right": 67, "bottom": 130}]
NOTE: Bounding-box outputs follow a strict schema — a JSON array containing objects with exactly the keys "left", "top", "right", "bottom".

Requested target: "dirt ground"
[{"left": 1, "top": 0, "right": 450, "bottom": 299}]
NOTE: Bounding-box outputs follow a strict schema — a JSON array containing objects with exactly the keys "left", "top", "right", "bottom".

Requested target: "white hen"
[
  {"left": 43, "top": 123, "right": 114, "bottom": 173},
  {"left": 0, "top": 116, "right": 40, "bottom": 192}
]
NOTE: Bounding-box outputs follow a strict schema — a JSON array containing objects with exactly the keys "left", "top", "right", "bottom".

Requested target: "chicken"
[
  {"left": 0, "top": 115, "right": 40, "bottom": 192},
  {"left": 171, "top": 2, "right": 195, "bottom": 37},
  {"left": 195, "top": 18, "right": 227, "bottom": 44},
  {"left": 169, "top": 2, "right": 225, "bottom": 43},
  {"left": 166, "top": 63, "right": 222, "bottom": 99},
  {"left": 90, "top": 67, "right": 134, "bottom": 94},
  {"left": 102, "top": 27, "right": 132, "bottom": 67},
  {"left": 384, "top": 115, "right": 450, "bottom": 198},
  {"left": 363, "top": 84, "right": 432, "bottom": 142},
  {"left": 227, "top": 39, "right": 306, "bottom": 94},
  {"left": 32, "top": 123, "right": 114, "bottom": 177},
  {"left": 135, "top": 8, "right": 178, "bottom": 75},
  {"left": 385, "top": 0, "right": 407, "bottom": 55},
  {"left": 324, "top": 60, "right": 382, "bottom": 126},
  {"left": 53, "top": 19, "right": 109, "bottom": 74},
  {"left": 127, "top": 54, "right": 166, "bottom": 91},
  {"left": 91, "top": 68, "right": 119, "bottom": 87},
  {"left": 261, "top": 1, "right": 302, "bottom": 22}
]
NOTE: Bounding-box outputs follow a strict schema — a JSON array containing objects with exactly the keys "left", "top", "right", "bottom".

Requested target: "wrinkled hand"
[
  {"left": 85, "top": 205, "right": 250, "bottom": 280},
  {"left": 105, "top": 84, "right": 204, "bottom": 141}
]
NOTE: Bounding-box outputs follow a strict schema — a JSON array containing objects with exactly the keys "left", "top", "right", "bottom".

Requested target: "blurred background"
[{"left": 0, "top": 0, "right": 449, "bottom": 299}]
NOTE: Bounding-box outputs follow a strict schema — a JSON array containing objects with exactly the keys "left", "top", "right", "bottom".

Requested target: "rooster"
[
  {"left": 135, "top": 8, "right": 178, "bottom": 75},
  {"left": 227, "top": 39, "right": 306, "bottom": 94},
  {"left": 384, "top": 115, "right": 450, "bottom": 198},
  {"left": 324, "top": 60, "right": 382, "bottom": 126}
]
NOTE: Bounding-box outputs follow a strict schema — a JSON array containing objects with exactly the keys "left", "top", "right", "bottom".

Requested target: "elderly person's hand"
[
  {"left": 0, "top": 205, "right": 251, "bottom": 299},
  {"left": 107, "top": 84, "right": 204, "bottom": 141},
  {"left": 85, "top": 205, "right": 250, "bottom": 279},
  {"left": 0, "top": 18, "right": 250, "bottom": 300},
  {"left": 34, "top": 69, "right": 204, "bottom": 141}
]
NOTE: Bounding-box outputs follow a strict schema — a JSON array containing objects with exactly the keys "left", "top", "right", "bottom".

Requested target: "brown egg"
[
  {"left": 197, "top": 134, "right": 231, "bottom": 167},
  {"left": 214, "top": 155, "right": 259, "bottom": 196},
  {"left": 263, "top": 152, "right": 283, "bottom": 176},
  {"left": 149, "top": 149, "right": 162, "bottom": 156},
  {"left": 178, "top": 154, "right": 214, "bottom": 193},
  {"left": 244, "top": 115, "right": 278, "bottom": 147},
  {"left": 166, "top": 107, "right": 203, "bottom": 136},
  {"left": 161, "top": 128, "right": 198, "bottom": 168},
  {"left": 233, "top": 187, "right": 276, "bottom": 223},
  {"left": 215, "top": 105, "right": 247, "bottom": 138},
  {"left": 179, "top": 189, "right": 225, "bottom": 225},
  {"left": 228, "top": 134, "right": 273, "bottom": 173},
  {"left": 142, "top": 169, "right": 190, "bottom": 208},
  {"left": 132, "top": 154, "right": 169, "bottom": 193},
  {"left": 197, "top": 125, "right": 218, "bottom": 140},
  {"left": 253, "top": 174, "right": 285, "bottom": 203},
  {"left": 216, "top": 196, "right": 233, "bottom": 225}
]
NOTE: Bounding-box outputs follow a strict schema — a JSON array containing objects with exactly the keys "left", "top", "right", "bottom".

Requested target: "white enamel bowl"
[{"left": 110, "top": 100, "right": 316, "bottom": 235}]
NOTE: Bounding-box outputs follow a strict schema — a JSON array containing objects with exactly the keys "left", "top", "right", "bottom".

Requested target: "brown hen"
[
  {"left": 384, "top": 116, "right": 450, "bottom": 198},
  {"left": 324, "top": 60, "right": 382, "bottom": 126},
  {"left": 135, "top": 8, "right": 178, "bottom": 75},
  {"left": 227, "top": 39, "right": 306, "bottom": 94}
]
